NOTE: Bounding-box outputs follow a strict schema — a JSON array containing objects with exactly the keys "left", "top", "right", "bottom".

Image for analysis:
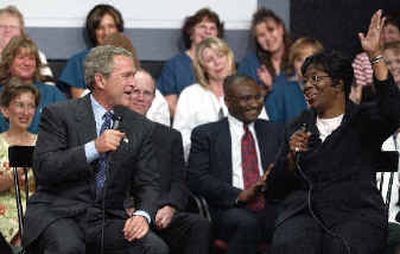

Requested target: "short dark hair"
[
  {"left": 181, "top": 8, "right": 224, "bottom": 49},
  {"left": 86, "top": 4, "right": 124, "bottom": 46},
  {"left": 386, "top": 11, "right": 400, "bottom": 31},
  {"left": 223, "top": 74, "right": 256, "bottom": 97},
  {"left": 301, "top": 51, "right": 354, "bottom": 98},
  {"left": 1, "top": 78, "right": 40, "bottom": 108}
]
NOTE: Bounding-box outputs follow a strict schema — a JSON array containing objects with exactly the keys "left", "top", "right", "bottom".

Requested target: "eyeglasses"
[
  {"left": 0, "top": 25, "right": 20, "bottom": 31},
  {"left": 130, "top": 89, "right": 154, "bottom": 100},
  {"left": 303, "top": 75, "right": 331, "bottom": 86}
]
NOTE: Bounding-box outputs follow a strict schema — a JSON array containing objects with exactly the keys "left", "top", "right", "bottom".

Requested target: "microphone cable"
[
  {"left": 100, "top": 115, "right": 122, "bottom": 254},
  {"left": 295, "top": 151, "right": 351, "bottom": 254}
]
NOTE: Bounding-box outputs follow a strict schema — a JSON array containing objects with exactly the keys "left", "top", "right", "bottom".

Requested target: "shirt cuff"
[
  {"left": 84, "top": 141, "right": 99, "bottom": 163},
  {"left": 133, "top": 210, "right": 151, "bottom": 224}
]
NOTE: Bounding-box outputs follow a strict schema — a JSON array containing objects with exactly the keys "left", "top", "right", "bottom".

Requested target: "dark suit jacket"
[
  {"left": 151, "top": 123, "right": 188, "bottom": 211},
  {"left": 23, "top": 95, "right": 160, "bottom": 246},
  {"left": 268, "top": 76, "right": 400, "bottom": 231},
  {"left": 187, "top": 118, "right": 284, "bottom": 211}
]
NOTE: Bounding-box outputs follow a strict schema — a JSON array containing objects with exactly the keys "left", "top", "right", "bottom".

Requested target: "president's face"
[
  {"left": 225, "top": 80, "right": 264, "bottom": 124},
  {"left": 101, "top": 55, "right": 136, "bottom": 108}
]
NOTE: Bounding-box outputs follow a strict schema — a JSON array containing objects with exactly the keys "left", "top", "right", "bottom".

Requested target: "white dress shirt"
[
  {"left": 228, "top": 114, "right": 263, "bottom": 189},
  {"left": 173, "top": 83, "right": 268, "bottom": 161},
  {"left": 146, "top": 89, "right": 171, "bottom": 127}
]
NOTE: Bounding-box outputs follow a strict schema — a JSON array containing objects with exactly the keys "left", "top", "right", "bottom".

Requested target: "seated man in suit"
[
  {"left": 23, "top": 45, "right": 160, "bottom": 254},
  {"left": 188, "top": 74, "right": 284, "bottom": 254},
  {"left": 127, "top": 69, "right": 211, "bottom": 254}
]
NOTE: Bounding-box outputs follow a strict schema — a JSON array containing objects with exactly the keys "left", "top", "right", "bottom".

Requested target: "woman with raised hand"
[{"left": 267, "top": 10, "right": 399, "bottom": 254}]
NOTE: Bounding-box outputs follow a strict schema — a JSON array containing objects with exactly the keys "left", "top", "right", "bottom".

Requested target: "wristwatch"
[{"left": 234, "top": 197, "right": 246, "bottom": 207}]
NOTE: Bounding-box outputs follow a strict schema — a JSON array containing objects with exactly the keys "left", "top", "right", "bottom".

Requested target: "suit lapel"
[
  {"left": 254, "top": 120, "right": 268, "bottom": 170},
  {"left": 216, "top": 119, "right": 233, "bottom": 181},
  {"left": 75, "top": 95, "right": 97, "bottom": 144}
]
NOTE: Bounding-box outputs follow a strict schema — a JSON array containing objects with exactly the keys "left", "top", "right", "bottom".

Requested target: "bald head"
[{"left": 128, "top": 69, "right": 155, "bottom": 115}]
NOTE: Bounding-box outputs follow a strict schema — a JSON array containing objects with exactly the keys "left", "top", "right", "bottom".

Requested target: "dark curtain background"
[{"left": 290, "top": 0, "right": 400, "bottom": 59}]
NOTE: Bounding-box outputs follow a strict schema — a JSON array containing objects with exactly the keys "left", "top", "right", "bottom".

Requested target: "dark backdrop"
[{"left": 290, "top": 0, "right": 400, "bottom": 59}]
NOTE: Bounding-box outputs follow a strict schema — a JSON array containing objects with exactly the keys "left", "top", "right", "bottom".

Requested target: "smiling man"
[
  {"left": 23, "top": 45, "right": 159, "bottom": 254},
  {"left": 187, "top": 74, "right": 284, "bottom": 254}
]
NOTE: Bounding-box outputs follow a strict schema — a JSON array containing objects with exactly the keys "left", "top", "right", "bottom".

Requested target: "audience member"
[
  {"left": 238, "top": 8, "right": 305, "bottom": 123},
  {"left": 188, "top": 74, "right": 283, "bottom": 254},
  {"left": 0, "top": 78, "right": 38, "bottom": 249},
  {"left": 0, "top": 36, "right": 64, "bottom": 133},
  {"left": 173, "top": 37, "right": 268, "bottom": 161},
  {"left": 128, "top": 69, "right": 211, "bottom": 254},
  {"left": 157, "top": 8, "right": 224, "bottom": 116},
  {"left": 23, "top": 45, "right": 159, "bottom": 253},
  {"left": 0, "top": 5, "right": 53, "bottom": 82},
  {"left": 267, "top": 10, "right": 400, "bottom": 253},
  {"left": 352, "top": 11, "right": 400, "bottom": 87},
  {"left": 59, "top": 4, "right": 124, "bottom": 98},
  {"left": 264, "top": 37, "right": 323, "bottom": 123},
  {"left": 384, "top": 41, "right": 400, "bottom": 86},
  {"left": 288, "top": 37, "right": 324, "bottom": 86}
]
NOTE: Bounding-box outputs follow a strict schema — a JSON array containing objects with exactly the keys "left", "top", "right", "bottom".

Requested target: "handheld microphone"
[
  {"left": 112, "top": 115, "right": 122, "bottom": 130},
  {"left": 295, "top": 123, "right": 308, "bottom": 163},
  {"left": 112, "top": 115, "right": 129, "bottom": 143}
]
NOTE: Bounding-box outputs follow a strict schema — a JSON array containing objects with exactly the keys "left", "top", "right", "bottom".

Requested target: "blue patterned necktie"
[{"left": 95, "top": 111, "right": 114, "bottom": 194}]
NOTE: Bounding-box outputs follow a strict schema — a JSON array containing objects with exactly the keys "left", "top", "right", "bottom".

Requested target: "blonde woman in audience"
[
  {"left": 0, "top": 78, "right": 39, "bottom": 249},
  {"left": 0, "top": 5, "right": 53, "bottom": 82},
  {"left": 0, "top": 36, "right": 64, "bottom": 133},
  {"left": 157, "top": 8, "right": 224, "bottom": 116},
  {"left": 173, "top": 37, "right": 268, "bottom": 161},
  {"left": 288, "top": 37, "right": 324, "bottom": 84}
]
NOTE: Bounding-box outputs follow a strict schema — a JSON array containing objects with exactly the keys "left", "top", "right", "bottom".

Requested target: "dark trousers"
[
  {"left": 155, "top": 212, "right": 211, "bottom": 254},
  {"left": 212, "top": 205, "right": 278, "bottom": 254},
  {"left": 271, "top": 211, "right": 386, "bottom": 254},
  {"left": 26, "top": 215, "right": 146, "bottom": 254}
]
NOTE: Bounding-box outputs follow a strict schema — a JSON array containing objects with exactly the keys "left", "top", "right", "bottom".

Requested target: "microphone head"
[{"left": 112, "top": 115, "right": 123, "bottom": 130}]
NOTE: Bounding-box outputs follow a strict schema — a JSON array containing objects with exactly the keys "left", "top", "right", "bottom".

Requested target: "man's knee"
[
  {"left": 141, "top": 231, "right": 169, "bottom": 254},
  {"left": 39, "top": 219, "right": 85, "bottom": 254}
]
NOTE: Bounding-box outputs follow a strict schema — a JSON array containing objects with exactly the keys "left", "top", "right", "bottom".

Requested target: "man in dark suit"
[
  {"left": 127, "top": 69, "right": 211, "bottom": 254},
  {"left": 188, "top": 74, "right": 284, "bottom": 254},
  {"left": 23, "top": 45, "right": 159, "bottom": 254}
]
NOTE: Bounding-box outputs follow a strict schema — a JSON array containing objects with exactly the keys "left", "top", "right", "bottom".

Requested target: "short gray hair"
[{"left": 84, "top": 45, "right": 134, "bottom": 91}]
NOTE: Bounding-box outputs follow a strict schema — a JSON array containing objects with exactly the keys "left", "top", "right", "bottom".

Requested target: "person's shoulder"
[
  {"left": 240, "top": 51, "right": 258, "bottom": 64},
  {"left": 68, "top": 49, "right": 90, "bottom": 61},
  {"left": 153, "top": 121, "right": 181, "bottom": 139},
  {"left": 179, "top": 83, "right": 204, "bottom": 96},
  {"left": 192, "top": 118, "right": 227, "bottom": 135},
  {"left": 116, "top": 106, "right": 154, "bottom": 128},
  {"left": 166, "top": 52, "right": 191, "bottom": 65}
]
